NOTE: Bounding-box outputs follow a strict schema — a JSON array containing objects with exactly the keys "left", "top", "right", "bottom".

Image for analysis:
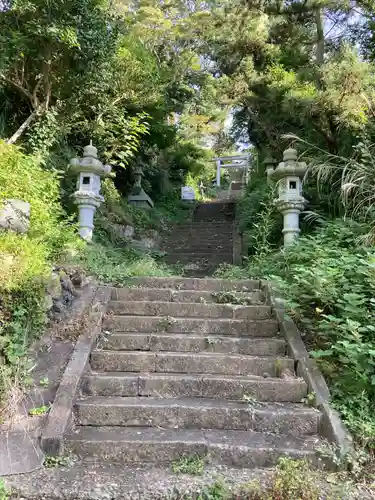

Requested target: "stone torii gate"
[
  {"left": 213, "top": 154, "right": 250, "bottom": 199},
  {"left": 213, "top": 154, "right": 250, "bottom": 187}
]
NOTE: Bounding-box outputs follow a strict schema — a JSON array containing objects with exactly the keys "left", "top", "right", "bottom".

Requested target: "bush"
[
  {"left": 77, "top": 242, "right": 177, "bottom": 286},
  {"left": 221, "top": 219, "right": 375, "bottom": 449},
  {"left": 0, "top": 142, "right": 79, "bottom": 411},
  {"left": 237, "top": 168, "right": 282, "bottom": 256}
]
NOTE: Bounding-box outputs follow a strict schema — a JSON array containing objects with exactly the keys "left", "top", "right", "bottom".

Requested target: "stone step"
[
  {"left": 165, "top": 234, "right": 233, "bottom": 242},
  {"left": 165, "top": 243, "right": 233, "bottom": 251},
  {"left": 110, "top": 288, "right": 265, "bottom": 304},
  {"left": 82, "top": 372, "right": 307, "bottom": 402},
  {"left": 183, "top": 269, "right": 220, "bottom": 278},
  {"left": 120, "top": 277, "right": 260, "bottom": 292},
  {"left": 173, "top": 222, "right": 233, "bottom": 228},
  {"left": 65, "top": 426, "right": 318, "bottom": 468},
  {"left": 74, "top": 397, "right": 320, "bottom": 436},
  {"left": 166, "top": 229, "right": 233, "bottom": 237},
  {"left": 103, "top": 333, "right": 286, "bottom": 356},
  {"left": 167, "top": 234, "right": 233, "bottom": 241},
  {"left": 107, "top": 301, "right": 272, "bottom": 320},
  {"left": 103, "top": 315, "right": 279, "bottom": 337},
  {"left": 164, "top": 233, "right": 233, "bottom": 243},
  {"left": 165, "top": 253, "right": 233, "bottom": 265},
  {"left": 166, "top": 229, "right": 233, "bottom": 236},
  {"left": 90, "top": 351, "right": 294, "bottom": 377}
]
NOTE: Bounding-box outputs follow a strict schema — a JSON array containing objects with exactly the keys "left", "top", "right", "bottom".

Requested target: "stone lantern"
[
  {"left": 264, "top": 157, "right": 277, "bottom": 181},
  {"left": 267, "top": 148, "right": 307, "bottom": 246},
  {"left": 128, "top": 164, "right": 154, "bottom": 209},
  {"left": 69, "top": 142, "right": 111, "bottom": 241}
]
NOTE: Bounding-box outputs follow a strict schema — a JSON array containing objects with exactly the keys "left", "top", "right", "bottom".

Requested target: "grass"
[
  {"left": 74, "top": 242, "right": 180, "bottom": 286},
  {"left": 172, "top": 454, "right": 207, "bottom": 476},
  {"left": 0, "top": 478, "right": 10, "bottom": 500},
  {"left": 169, "top": 457, "right": 361, "bottom": 499},
  {"left": 29, "top": 404, "right": 50, "bottom": 416}
]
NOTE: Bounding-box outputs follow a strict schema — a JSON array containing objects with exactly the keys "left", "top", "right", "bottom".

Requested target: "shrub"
[
  {"left": 77, "top": 243, "right": 177, "bottom": 286},
  {"left": 225, "top": 219, "right": 375, "bottom": 449},
  {"left": 0, "top": 141, "right": 79, "bottom": 411},
  {"left": 237, "top": 169, "right": 282, "bottom": 257}
]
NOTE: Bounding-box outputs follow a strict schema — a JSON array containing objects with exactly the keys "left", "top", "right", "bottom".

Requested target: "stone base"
[
  {"left": 128, "top": 190, "right": 154, "bottom": 209},
  {"left": 228, "top": 182, "right": 245, "bottom": 200}
]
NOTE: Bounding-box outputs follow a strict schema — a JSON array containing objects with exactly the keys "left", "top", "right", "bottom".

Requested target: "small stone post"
[
  {"left": 267, "top": 148, "right": 307, "bottom": 246},
  {"left": 128, "top": 165, "right": 154, "bottom": 209},
  {"left": 264, "top": 157, "right": 277, "bottom": 181},
  {"left": 69, "top": 142, "right": 111, "bottom": 241}
]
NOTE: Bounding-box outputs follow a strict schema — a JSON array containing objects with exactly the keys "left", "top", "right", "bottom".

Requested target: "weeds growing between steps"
[
  {"left": 169, "top": 457, "right": 369, "bottom": 499},
  {"left": 3, "top": 456, "right": 371, "bottom": 499}
]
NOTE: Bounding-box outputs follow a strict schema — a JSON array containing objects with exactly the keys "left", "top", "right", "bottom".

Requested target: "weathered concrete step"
[
  {"left": 74, "top": 397, "right": 321, "bottom": 436},
  {"left": 121, "top": 277, "right": 260, "bottom": 292},
  {"left": 107, "top": 301, "right": 271, "bottom": 319},
  {"left": 90, "top": 351, "right": 294, "bottom": 377},
  {"left": 65, "top": 426, "right": 318, "bottom": 468},
  {"left": 103, "top": 315, "right": 279, "bottom": 337},
  {"left": 166, "top": 235, "right": 233, "bottom": 244},
  {"left": 83, "top": 372, "right": 307, "bottom": 402},
  {"left": 172, "top": 222, "right": 233, "bottom": 228},
  {"left": 103, "top": 333, "right": 286, "bottom": 356},
  {"left": 110, "top": 288, "right": 265, "bottom": 304},
  {"left": 165, "top": 254, "right": 233, "bottom": 265},
  {"left": 165, "top": 248, "right": 233, "bottom": 256},
  {"left": 166, "top": 243, "right": 233, "bottom": 251},
  {"left": 166, "top": 232, "right": 233, "bottom": 239}
]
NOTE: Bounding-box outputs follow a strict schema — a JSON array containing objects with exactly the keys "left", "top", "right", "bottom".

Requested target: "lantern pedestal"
[
  {"left": 128, "top": 190, "right": 154, "bottom": 209},
  {"left": 74, "top": 193, "right": 102, "bottom": 241},
  {"left": 277, "top": 200, "right": 306, "bottom": 245}
]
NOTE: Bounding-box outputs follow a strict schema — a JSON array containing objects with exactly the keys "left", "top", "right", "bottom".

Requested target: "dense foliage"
[
  {"left": 219, "top": 221, "right": 375, "bottom": 450},
  {"left": 0, "top": 141, "right": 80, "bottom": 404}
]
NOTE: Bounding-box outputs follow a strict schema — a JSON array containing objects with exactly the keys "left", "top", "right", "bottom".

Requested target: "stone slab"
[
  {"left": 104, "top": 333, "right": 286, "bottom": 356},
  {"left": 110, "top": 287, "right": 265, "bottom": 304},
  {"left": 0, "top": 432, "right": 44, "bottom": 476},
  {"left": 123, "top": 277, "right": 260, "bottom": 292},
  {"left": 64, "top": 426, "right": 319, "bottom": 468},
  {"left": 74, "top": 396, "right": 320, "bottom": 436},
  {"left": 107, "top": 300, "right": 271, "bottom": 320},
  {"left": 103, "top": 315, "right": 279, "bottom": 337},
  {"left": 90, "top": 351, "right": 294, "bottom": 377},
  {"left": 166, "top": 253, "right": 233, "bottom": 265},
  {"left": 83, "top": 372, "right": 307, "bottom": 402}
]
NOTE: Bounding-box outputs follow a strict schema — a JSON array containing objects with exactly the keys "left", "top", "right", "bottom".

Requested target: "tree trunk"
[
  {"left": 6, "top": 110, "right": 39, "bottom": 144},
  {"left": 315, "top": 7, "right": 325, "bottom": 66}
]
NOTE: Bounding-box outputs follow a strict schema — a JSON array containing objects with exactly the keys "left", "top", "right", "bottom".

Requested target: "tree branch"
[
  {"left": 6, "top": 108, "right": 41, "bottom": 144},
  {"left": 0, "top": 73, "right": 34, "bottom": 106}
]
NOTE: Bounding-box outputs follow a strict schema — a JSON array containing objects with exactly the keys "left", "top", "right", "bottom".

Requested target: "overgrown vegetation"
[
  {"left": 0, "top": 478, "right": 10, "bottom": 500},
  {"left": 0, "top": 141, "right": 80, "bottom": 414},
  {"left": 220, "top": 219, "right": 375, "bottom": 456},
  {"left": 170, "top": 458, "right": 357, "bottom": 499},
  {"left": 219, "top": 151, "right": 375, "bottom": 474}
]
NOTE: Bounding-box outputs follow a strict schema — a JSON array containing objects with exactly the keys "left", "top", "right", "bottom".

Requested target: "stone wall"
[{"left": 44, "top": 267, "right": 90, "bottom": 322}]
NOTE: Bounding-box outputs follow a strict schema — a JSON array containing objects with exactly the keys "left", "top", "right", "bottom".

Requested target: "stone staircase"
[
  {"left": 162, "top": 202, "right": 236, "bottom": 275},
  {"left": 65, "top": 277, "right": 322, "bottom": 468}
]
